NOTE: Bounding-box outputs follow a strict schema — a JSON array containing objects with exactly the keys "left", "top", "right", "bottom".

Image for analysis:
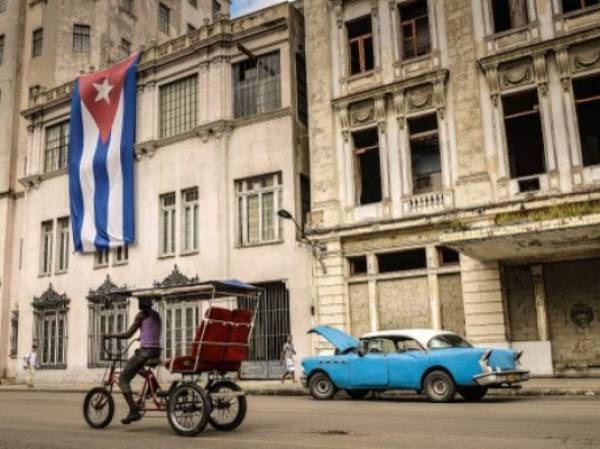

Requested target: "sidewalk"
[{"left": 1, "top": 378, "right": 600, "bottom": 396}]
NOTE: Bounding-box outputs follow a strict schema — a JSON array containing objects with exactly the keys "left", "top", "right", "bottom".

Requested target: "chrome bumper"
[{"left": 473, "top": 370, "right": 529, "bottom": 386}]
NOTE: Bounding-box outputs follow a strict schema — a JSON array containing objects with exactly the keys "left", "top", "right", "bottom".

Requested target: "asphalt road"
[{"left": 0, "top": 392, "right": 599, "bottom": 449}]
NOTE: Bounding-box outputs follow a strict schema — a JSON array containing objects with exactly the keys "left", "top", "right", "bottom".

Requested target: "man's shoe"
[{"left": 121, "top": 410, "right": 141, "bottom": 425}]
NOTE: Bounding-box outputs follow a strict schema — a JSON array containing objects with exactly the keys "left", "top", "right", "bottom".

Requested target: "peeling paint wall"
[
  {"left": 348, "top": 283, "right": 370, "bottom": 337},
  {"left": 439, "top": 273, "right": 465, "bottom": 336},
  {"left": 504, "top": 265, "right": 539, "bottom": 341},
  {"left": 377, "top": 277, "right": 430, "bottom": 330}
]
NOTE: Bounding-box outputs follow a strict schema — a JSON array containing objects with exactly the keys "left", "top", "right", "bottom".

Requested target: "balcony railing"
[{"left": 402, "top": 190, "right": 453, "bottom": 215}]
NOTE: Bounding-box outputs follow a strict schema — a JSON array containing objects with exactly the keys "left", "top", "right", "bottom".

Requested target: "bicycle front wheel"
[
  {"left": 208, "top": 380, "right": 247, "bottom": 431},
  {"left": 83, "top": 387, "right": 114, "bottom": 429},
  {"left": 167, "top": 383, "right": 211, "bottom": 437}
]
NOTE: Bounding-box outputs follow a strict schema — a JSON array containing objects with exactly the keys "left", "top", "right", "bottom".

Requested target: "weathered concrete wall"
[
  {"left": 377, "top": 277, "right": 431, "bottom": 330},
  {"left": 439, "top": 273, "right": 465, "bottom": 336},
  {"left": 504, "top": 265, "right": 538, "bottom": 342},
  {"left": 348, "top": 282, "right": 370, "bottom": 337}
]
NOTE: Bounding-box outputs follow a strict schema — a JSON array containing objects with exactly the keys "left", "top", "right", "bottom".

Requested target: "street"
[{"left": 0, "top": 392, "right": 599, "bottom": 449}]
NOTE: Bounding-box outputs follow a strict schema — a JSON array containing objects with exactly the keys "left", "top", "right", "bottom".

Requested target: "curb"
[{"left": 1, "top": 386, "right": 598, "bottom": 397}]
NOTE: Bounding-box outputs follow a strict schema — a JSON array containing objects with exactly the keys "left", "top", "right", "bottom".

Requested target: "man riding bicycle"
[{"left": 104, "top": 297, "right": 162, "bottom": 424}]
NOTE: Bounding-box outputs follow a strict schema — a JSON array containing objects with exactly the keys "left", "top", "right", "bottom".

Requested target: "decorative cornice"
[
  {"left": 32, "top": 284, "right": 70, "bottom": 310},
  {"left": 153, "top": 265, "right": 199, "bottom": 288},
  {"left": 87, "top": 275, "right": 128, "bottom": 304}
]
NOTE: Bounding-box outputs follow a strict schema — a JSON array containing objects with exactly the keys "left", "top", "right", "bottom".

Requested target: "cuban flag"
[{"left": 69, "top": 53, "right": 140, "bottom": 252}]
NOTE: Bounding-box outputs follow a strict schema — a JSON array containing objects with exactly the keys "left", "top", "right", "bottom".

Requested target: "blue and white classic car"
[{"left": 301, "top": 326, "right": 529, "bottom": 402}]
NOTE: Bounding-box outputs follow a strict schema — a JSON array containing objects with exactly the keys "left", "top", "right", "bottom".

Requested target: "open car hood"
[{"left": 308, "top": 325, "right": 359, "bottom": 353}]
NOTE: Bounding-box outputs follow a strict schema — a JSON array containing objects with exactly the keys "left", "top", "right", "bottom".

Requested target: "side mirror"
[{"left": 358, "top": 341, "right": 368, "bottom": 357}]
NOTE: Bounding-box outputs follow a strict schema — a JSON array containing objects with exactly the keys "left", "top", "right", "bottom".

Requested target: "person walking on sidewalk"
[
  {"left": 280, "top": 335, "right": 297, "bottom": 383},
  {"left": 23, "top": 344, "right": 38, "bottom": 388}
]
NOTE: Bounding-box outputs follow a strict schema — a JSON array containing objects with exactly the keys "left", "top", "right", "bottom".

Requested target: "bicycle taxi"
[{"left": 83, "top": 279, "right": 261, "bottom": 437}]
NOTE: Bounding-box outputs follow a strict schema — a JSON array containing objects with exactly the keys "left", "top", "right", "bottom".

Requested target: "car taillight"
[
  {"left": 479, "top": 349, "right": 492, "bottom": 372},
  {"left": 514, "top": 350, "right": 524, "bottom": 367}
]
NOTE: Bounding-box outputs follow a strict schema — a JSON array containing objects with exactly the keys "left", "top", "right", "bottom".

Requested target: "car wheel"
[
  {"left": 459, "top": 386, "right": 488, "bottom": 401},
  {"left": 424, "top": 370, "right": 456, "bottom": 403},
  {"left": 345, "top": 389, "right": 370, "bottom": 400},
  {"left": 309, "top": 372, "right": 337, "bottom": 400}
]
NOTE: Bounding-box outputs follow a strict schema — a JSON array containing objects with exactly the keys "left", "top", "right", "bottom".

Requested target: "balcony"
[{"left": 401, "top": 190, "right": 453, "bottom": 215}]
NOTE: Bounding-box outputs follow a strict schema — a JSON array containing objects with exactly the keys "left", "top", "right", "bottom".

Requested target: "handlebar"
[{"left": 102, "top": 337, "right": 139, "bottom": 361}]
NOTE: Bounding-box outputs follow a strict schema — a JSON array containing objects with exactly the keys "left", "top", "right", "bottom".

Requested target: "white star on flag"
[{"left": 93, "top": 78, "right": 114, "bottom": 104}]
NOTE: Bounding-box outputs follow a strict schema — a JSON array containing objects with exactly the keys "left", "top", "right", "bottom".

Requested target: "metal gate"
[{"left": 239, "top": 281, "right": 290, "bottom": 379}]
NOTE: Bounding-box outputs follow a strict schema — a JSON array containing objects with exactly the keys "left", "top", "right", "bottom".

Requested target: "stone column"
[
  {"left": 530, "top": 264, "right": 550, "bottom": 341},
  {"left": 427, "top": 246, "right": 442, "bottom": 330},
  {"left": 367, "top": 253, "right": 379, "bottom": 332},
  {"left": 460, "top": 255, "right": 509, "bottom": 345}
]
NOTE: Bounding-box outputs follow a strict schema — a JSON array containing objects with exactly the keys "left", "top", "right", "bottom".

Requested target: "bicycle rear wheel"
[
  {"left": 208, "top": 380, "right": 247, "bottom": 431},
  {"left": 167, "top": 383, "right": 211, "bottom": 437},
  {"left": 83, "top": 387, "right": 114, "bottom": 429}
]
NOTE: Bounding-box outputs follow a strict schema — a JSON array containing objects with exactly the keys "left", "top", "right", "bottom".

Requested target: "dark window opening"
[
  {"left": 408, "top": 113, "right": 442, "bottom": 193},
  {"left": 347, "top": 16, "right": 374, "bottom": 75},
  {"left": 32, "top": 28, "right": 43, "bottom": 58},
  {"left": 349, "top": 256, "right": 368, "bottom": 275},
  {"left": 212, "top": 0, "right": 221, "bottom": 20},
  {"left": 518, "top": 177, "right": 540, "bottom": 192},
  {"left": 437, "top": 246, "right": 459, "bottom": 265},
  {"left": 399, "top": 0, "right": 430, "bottom": 59},
  {"left": 158, "top": 3, "right": 170, "bottom": 34},
  {"left": 377, "top": 248, "right": 427, "bottom": 273},
  {"left": 502, "top": 90, "right": 546, "bottom": 178},
  {"left": 296, "top": 52, "right": 308, "bottom": 124},
  {"left": 492, "top": 0, "right": 529, "bottom": 33},
  {"left": 352, "top": 128, "right": 382, "bottom": 205},
  {"left": 300, "top": 174, "right": 311, "bottom": 228},
  {"left": 562, "top": 0, "right": 599, "bottom": 13},
  {"left": 73, "top": 24, "right": 91, "bottom": 53},
  {"left": 573, "top": 76, "right": 600, "bottom": 167}
]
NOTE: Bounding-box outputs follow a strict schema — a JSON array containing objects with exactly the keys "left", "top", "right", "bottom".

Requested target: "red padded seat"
[{"left": 222, "top": 309, "right": 253, "bottom": 368}]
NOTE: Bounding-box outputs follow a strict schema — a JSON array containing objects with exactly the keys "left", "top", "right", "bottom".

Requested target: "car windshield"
[{"left": 428, "top": 334, "right": 472, "bottom": 349}]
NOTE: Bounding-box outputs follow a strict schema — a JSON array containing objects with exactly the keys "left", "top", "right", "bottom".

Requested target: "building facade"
[
  {"left": 2, "top": 1, "right": 314, "bottom": 383},
  {"left": 305, "top": 0, "right": 600, "bottom": 376}
]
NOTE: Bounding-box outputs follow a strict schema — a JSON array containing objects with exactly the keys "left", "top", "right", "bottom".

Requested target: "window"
[
  {"left": 35, "top": 309, "right": 68, "bottom": 367},
  {"left": 352, "top": 128, "right": 382, "bottom": 205},
  {"left": 164, "top": 300, "right": 203, "bottom": 359},
  {"left": 562, "top": 0, "right": 599, "bottom": 13},
  {"left": 119, "top": 38, "right": 131, "bottom": 60},
  {"left": 408, "top": 114, "right": 442, "bottom": 194},
  {"left": 158, "top": 3, "right": 170, "bottom": 34},
  {"left": 44, "top": 121, "right": 70, "bottom": 173},
  {"left": 300, "top": 174, "right": 311, "bottom": 228},
  {"left": 399, "top": 0, "right": 430, "bottom": 59},
  {"left": 10, "top": 311, "right": 18, "bottom": 357},
  {"left": 502, "top": 90, "right": 546, "bottom": 179},
  {"left": 349, "top": 256, "right": 368, "bottom": 276},
  {"left": 121, "top": 0, "right": 133, "bottom": 13},
  {"left": 573, "top": 75, "right": 600, "bottom": 167},
  {"left": 32, "top": 28, "right": 43, "bottom": 58},
  {"left": 491, "top": 0, "right": 529, "bottom": 33},
  {"left": 73, "top": 24, "right": 91, "bottom": 53},
  {"left": 0, "top": 35, "right": 4, "bottom": 66},
  {"left": 366, "top": 338, "right": 398, "bottom": 354},
  {"left": 0, "top": 0, "right": 6, "bottom": 13},
  {"left": 114, "top": 244, "right": 129, "bottom": 265},
  {"left": 296, "top": 52, "right": 308, "bottom": 124},
  {"left": 88, "top": 300, "right": 128, "bottom": 366},
  {"left": 182, "top": 188, "right": 199, "bottom": 253},
  {"left": 56, "top": 217, "right": 70, "bottom": 273},
  {"left": 212, "top": 0, "right": 221, "bottom": 20},
  {"left": 377, "top": 248, "right": 427, "bottom": 273},
  {"left": 346, "top": 16, "right": 374, "bottom": 75},
  {"left": 160, "top": 192, "right": 176, "bottom": 256},
  {"left": 234, "top": 51, "right": 281, "bottom": 119},
  {"left": 40, "top": 221, "right": 53, "bottom": 275},
  {"left": 188, "top": 0, "right": 198, "bottom": 7},
  {"left": 159, "top": 75, "right": 198, "bottom": 138},
  {"left": 428, "top": 334, "right": 472, "bottom": 349},
  {"left": 437, "top": 246, "right": 459, "bottom": 265},
  {"left": 95, "top": 249, "right": 109, "bottom": 267},
  {"left": 237, "top": 173, "right": 282, "bottom": 246}
]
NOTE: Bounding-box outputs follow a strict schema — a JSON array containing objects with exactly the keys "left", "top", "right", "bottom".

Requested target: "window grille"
[
  {"left": 121, "top": 0, "right": 133, "bottom": 13},
  {"left": 35, "top": 310, "right": 68, "bottom": 368},
  {"left": 40, "top": 221, "right": 53, "bottom": 275},
  {"left": 119, "top": 38, "right": 131, "bottom": 60},
  {"left": 182, "top": 188, "right": 199, "bottom": 253},
  {"left": 73, "top": 24, "right": 91, "bottom": 53},
  {"left": 88, "top": 300, "right": 128, "bottom": 366},
  {"left": 44, "top": 121, "right": 69, "bottom": 173},
  {"left": 32, "top": 28, "right": 43, "bottom": 58},
  {"left": 159, "top": 75, "right": 198, "bottom": 138},
  {"left": 160, "top": 192, "right": 177, "bottom": 256},
  {"left": 234, "top": 51, "right": 281, "bottom": 119},
  {"left": 237, "top": 173, "right": 282, "bottom": 246},
  {"left": 114, "top": 244, "right": 129, "bottom": 265},
  {"left": 158, "top": 3, "right": 170, "bottom": 34},
  {"left": 163, "top": 299, "right": 206, "bottom": 359},
  {"left": 56, "top": 217, "right": 70, "bottom": 272},
  {"left": 95, "top": 249, "right": 109, "bottom": 268}
]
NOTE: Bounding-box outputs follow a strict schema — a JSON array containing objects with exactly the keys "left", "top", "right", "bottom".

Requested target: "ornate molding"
[
  {"left": 134, "top": 140, "right": 158, "bottom": 160},
  {"left": 374, "top": 96, "right": 386, "bottom": 133},
  {"left": 481, "top": 61, "right": 500, "bottom": 106},
  {"left": 88, "top": 275, "right": 128, "bottom": 304},
  {"left": 337, "top": 103, "right": 350, "bottom": 142},
  {"left": 434, "top": 80, "right": 446, "bottom": 118},
  {"left": 350, "top": 100, "right": 375, "bottom": 126},
  {"left": 555, "top": 45, "right": 572, "bottom": 91},
  {"left": 393, "top": 91, "right": 406, "bottom": 129},
  {"left": 153, "top": 265, "right": 199, "bottom": 288},
  {"left": 332, "top": 0, "right": 343, "bottom": 28},
  {"left": 32, "top": 284, "right": 70, "bottom": 310},
  {"left": 533, "top": 53, "right": 548, "bottom": 96}
]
